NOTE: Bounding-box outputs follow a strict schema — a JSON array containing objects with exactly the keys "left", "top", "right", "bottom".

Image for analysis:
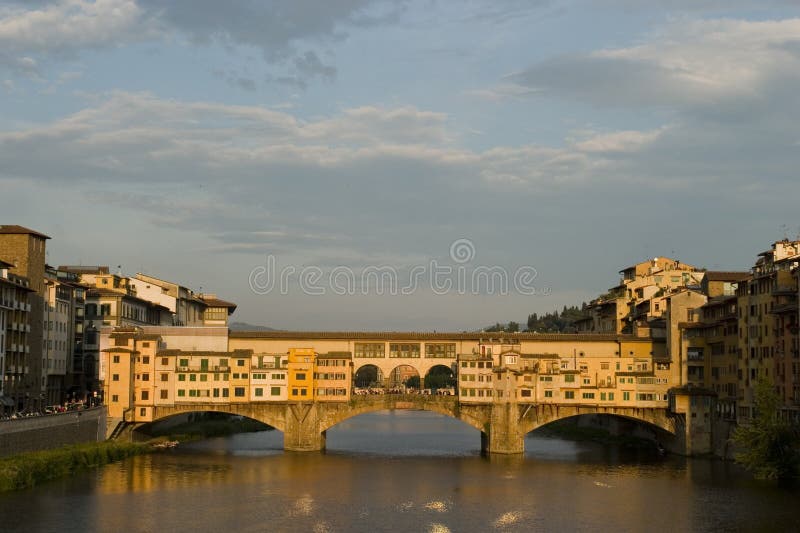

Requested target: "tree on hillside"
[{"left": 732, "top": 379, "right": 800, "bottom": 480}]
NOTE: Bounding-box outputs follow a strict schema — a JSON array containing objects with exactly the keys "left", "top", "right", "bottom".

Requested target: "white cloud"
[
  {"left": 0, "top": 0, "right": 152, "bottom": 55},
  {"left": 572, "top": 128, "right": 665, "bottom": 153},
  {"left": 512, "top": 17, "right": 800, "bottom": 109}
]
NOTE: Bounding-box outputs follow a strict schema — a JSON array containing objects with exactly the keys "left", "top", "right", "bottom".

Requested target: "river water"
[{"left": 1, "top": 411, "right": 797, "bottom": 532}]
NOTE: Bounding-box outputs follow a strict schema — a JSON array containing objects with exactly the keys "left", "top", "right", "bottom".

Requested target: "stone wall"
[{"left": 0, "top": 407, "right": 106, "bottom": 457}]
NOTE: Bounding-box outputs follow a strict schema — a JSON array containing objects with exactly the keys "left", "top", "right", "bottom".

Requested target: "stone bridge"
[{"left": 126, "top": 396, "right": 681, "bottom": 454}]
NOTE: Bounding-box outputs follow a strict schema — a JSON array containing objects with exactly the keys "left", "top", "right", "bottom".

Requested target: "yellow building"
[{"left": 287, "top": 348, "right": 316, "bottom": 401}]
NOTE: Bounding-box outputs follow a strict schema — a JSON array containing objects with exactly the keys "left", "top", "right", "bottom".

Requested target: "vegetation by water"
[
  {"left": 0, "top": 441, "right": 150, "bottom": 492},
  {"left": 732, "top": 380, "right": 800, "bottom": 481},
  {"left": 144, "top": 412, "right": 271, "bottom": 441}
]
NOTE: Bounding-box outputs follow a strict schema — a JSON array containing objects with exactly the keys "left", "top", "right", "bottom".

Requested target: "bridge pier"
[
  {"left": 482, "top": 401, "right": 524, "bottom": 455},
  {"left": 283, "top": 403, "right": 326, "bottom": 452}
]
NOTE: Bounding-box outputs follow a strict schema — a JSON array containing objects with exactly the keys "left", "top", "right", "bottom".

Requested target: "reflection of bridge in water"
[{"left": 125, "top": 395, "right": 680, "bottom": 454}]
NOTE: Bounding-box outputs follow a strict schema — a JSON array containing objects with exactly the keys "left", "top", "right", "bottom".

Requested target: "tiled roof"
[
  {"left": 229, "top": 330, "right": 644, "bottom": 342},
  {"left": 200, "top": 296, "right": 237, "bottom": 309},
  {"left": 704, "top": 271, "right": 750, "bottom": 282},
  {"left": 0, "top": 225, "right": 50, "bottom": 239}
]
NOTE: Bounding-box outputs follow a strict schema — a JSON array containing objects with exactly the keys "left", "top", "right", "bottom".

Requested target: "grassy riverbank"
[{"left": 0, "top": 441, "right": 151, "bottom": 492}]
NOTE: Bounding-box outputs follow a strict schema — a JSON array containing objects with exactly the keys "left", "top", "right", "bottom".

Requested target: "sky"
[{"left": 1, "top": 0, "right": 799, "bottom": 331}]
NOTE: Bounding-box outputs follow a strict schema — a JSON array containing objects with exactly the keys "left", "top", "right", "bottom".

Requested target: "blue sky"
[{"left": 1, "top": 0, "right": 799, "bottom": 330}]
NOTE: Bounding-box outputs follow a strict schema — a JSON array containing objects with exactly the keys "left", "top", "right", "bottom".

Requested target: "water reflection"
[{"left": 0, "top": 411, "right": 797, "bottom": 533}]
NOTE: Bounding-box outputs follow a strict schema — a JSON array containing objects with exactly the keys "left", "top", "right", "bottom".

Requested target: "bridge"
[{"left": 116, "top": 395, "right": 681, "bottom": 454}]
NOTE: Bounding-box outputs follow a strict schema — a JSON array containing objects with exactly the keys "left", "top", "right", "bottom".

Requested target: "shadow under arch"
[
  {"left": 147, "top": 404, "right": 290, "bottom": 434},
  {"left": 423, "top": 363, "right": 457, "bottom": 391},
  {"left": 133, "top": 410, "right": 278, "bottom": 440},
  {"left": 523, "top": 410, "right": 677, "bottom": 444},
  {"left": 354, "top": 364, "right": 385, "bottom": 388}
]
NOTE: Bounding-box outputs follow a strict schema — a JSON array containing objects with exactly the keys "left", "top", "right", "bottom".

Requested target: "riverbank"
[{"left": 0, "top": 440, "right": 151, "bottom": 492}]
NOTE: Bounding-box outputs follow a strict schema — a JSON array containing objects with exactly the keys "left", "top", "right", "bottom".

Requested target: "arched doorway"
[
  {"left": 354, "top": 364, "right": 385, "bottom": 389},
  {"left": 388, "top": 365, "right": 420, "bottom": 392},
  {"left": 424, "top": 364, "right": 457, "bottom": 394}
]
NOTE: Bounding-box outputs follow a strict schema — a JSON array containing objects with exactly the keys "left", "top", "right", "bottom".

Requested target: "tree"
[
  {"left": 507, "top": 321, "right": 519, "bottom": 332},
  {"left": 732, "top": 380, "right": 800, "bottom": 481}
]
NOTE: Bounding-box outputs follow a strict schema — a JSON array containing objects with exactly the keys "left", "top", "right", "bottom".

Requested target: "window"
[
  {"left": 179, "top": 358, "right": 188, "bottom": 367},
  {"left": 141, "top": 391, "right": 149, "bottom": 400},
  {"left": 160, "top": 390, "right": 168, "bottom": 399},
  {"left": 100, "top": 304, "right": 111, "bottom": 316},
  {"left": 564, "top": 374, "right": 575, "bottom": 383},
  {"left": 296, "top": 372, "right": 306, "bottom": 381},
  {"left": 564, "top": 391, "right": 575, "bottom": 399},
  {"left": 255, "top": 388, "right": 264, "bottom": 397},
  {"left": 544, "top": 390, "right": 553, "bottom": 398},
  {"left": 160, "top": 373, "right": 168, "bottom": 382},
  {"left": 271, "top": 387, "right": 281, "bottom": 396},
  {"left": 140, "top": 408, "right": 146, "bottom": 417},
  {"left": 178, "top": 390, "right": 185, "bottom": 397},
  {"left": 608, "top": 392, "right": 614, "bottom": 401},
  {"left": 141, "top": 373, "right": 149, "bottom": 381},
  {"left": 111, "top": 394, "right": 119, "bottom": 402},
  {"left": 520, "top": 389, "right": 531, "bottom": 397},
  {"left": 161, "top": 358, "right": 168, "bottom": 365},
  {"left": 234, "top": 387, "right": 245, "bottom": 397},
  {"left": 425, "top": 343, "right": 456, "bottom": 358},
  {"left": 189, "top": 374, "right": 196, "bottom": 382},
  {"left": 113, "top": 355, "right": 120, "bottom": 363},
  {"left": 112, "top": 374, "right": 119, "bottom": 381},
  {"left": 200, "top": 374, "right": 208, "bottom": 382},
  {"left": 237, "top": 359, "right": 245, "bottom": 367},
  {"left": 222, "top": 389, "right": 229, "bottom": 397},
  {"left": 300, "top": 389, "right": 307, "bottom": 396},
  {"left": 582, "top": 392, "right": 595, "bottom": 399},
  {"left": 389, "top": 343, "right": 421, "bottom": 358},
  {"left": 213, "top": 388, "right": 220, "bottom": 398},
  {"left": 354, "top": 343, "right": 385, "bottom": 358},
  {"left": 623, "top": 392, "right": 630, "bottom": 401},
  {"left": 178, "top": 374, "right": 186, "bottom": 381}
]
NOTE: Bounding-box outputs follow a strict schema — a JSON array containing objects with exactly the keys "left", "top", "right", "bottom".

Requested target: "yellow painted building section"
[{"left": 288, "top": 348, "right": 316, "bottom": 401}]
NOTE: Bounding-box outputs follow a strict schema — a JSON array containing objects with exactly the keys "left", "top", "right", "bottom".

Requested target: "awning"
[{"left": 0, "top": 396, "right": 14, "bottom": 407}]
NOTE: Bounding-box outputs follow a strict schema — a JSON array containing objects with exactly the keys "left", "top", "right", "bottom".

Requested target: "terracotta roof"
[
  {"left": 0, "top": 225, "right": 50, "bottom": 239},
  {"left": 704, "top": 271, "right": 750, "bottom": 282},
  {"left": 200, "top": 296, "right": 237, "bottom": 309},
  {"left": 228, "top": 330, "right": 646, "bottom": 342}
]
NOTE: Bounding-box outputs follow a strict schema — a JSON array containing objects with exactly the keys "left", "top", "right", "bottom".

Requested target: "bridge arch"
[
  {"left": 149, "top": 403, "right": 290, "bottom": 433},
  {"left": 354, "top": 364, "right": 384, "bottom": 388},
  {"left": 319, "top": 396, "right": 490, "bottom": 435},
  {"left": 423, "top": 364, "right": 457, "bottom": 391},
  {"left": 519, "top": 404, "right": 677, "bottom": 436}
]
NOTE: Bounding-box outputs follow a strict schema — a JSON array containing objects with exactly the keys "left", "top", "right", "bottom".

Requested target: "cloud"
[
  {"left": 0, "top": 1, "right": 153, "bottom": 69},
  {"left": 511, "top": 18, "right": 800, "bottom": 110},
  {"left": 0, "top": 0, "right": 402, "bottom": 86}
]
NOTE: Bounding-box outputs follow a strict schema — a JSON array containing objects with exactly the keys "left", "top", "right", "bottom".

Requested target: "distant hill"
[{"left": 229, "top": 322, "right": 278, "bottom": 331}]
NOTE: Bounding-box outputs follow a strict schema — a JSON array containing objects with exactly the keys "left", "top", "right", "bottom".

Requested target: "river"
[{"left": 1, "top": 410, "right": 797, "bottom": 532}]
